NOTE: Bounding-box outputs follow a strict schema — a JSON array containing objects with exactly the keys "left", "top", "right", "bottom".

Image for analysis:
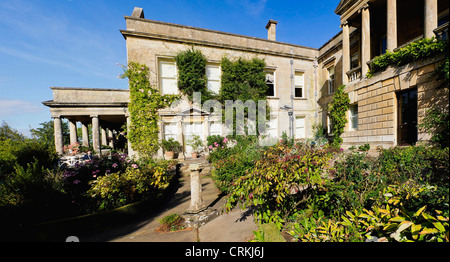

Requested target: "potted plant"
[
  {"left": 187, "top": 134, "right": 203, "bottom": 159},
  {"left": 162, "top": 138, "right": 181, "bottom": 160}
]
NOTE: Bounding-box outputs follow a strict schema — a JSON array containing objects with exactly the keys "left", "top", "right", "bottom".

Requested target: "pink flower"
[
  {"left": 93, "top": 175, "right": 97, "bottom": 178},
  {"left": 209, "top": 145, "right": 213, "bottom": 149},
  {"left": 112, "top": 163, "right": 118, "bottom": 168},
  {"left": 73, "top": 180, "right": 81, "bottom": 185},
  {"left": 132, "top": 164, "right": 139, "bottom": 169},
  {"left": 222, "top": 146, "right": 224, "bottom": 149}
]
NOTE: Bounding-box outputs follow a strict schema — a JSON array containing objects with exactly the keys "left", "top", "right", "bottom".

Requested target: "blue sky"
[{"left": 0, "top": 0, "right": 341, "bottom": 136}]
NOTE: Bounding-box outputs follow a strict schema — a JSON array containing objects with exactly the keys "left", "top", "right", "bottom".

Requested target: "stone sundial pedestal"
[{"left": 187, "top": 163, "right": 207, "bottom": 214}]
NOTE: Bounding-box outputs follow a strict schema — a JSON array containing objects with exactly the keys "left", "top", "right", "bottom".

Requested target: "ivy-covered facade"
[
  {"left": 45, "top": 0, "right": 449, "bottom": 158},
  {"left": 122, "top": 9, "right": 319, "bottom": 158}
]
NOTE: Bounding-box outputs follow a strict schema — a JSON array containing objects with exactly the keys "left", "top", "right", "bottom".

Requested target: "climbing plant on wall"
[
  {"left": 328, "top": 85, "right": 350, "bottom": 147},
  {"left": 175, "top": 48, "right": 215, "bottom": 103},
  {"left": 220, "top": 57, "right": 270, "bottom": 136},
  {"left": 121, "top": 62, "right": 180, "bottom": 157}
]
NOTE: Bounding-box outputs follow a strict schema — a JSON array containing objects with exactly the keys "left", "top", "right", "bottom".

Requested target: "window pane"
[
  {"left": 267, "top": 117, "right": 277, "bottom": 138},
  {"left": 206, "top": 65, "right": 221, "bottom": 81},
  {"left": 295, "top": 87, "right": 303, "bottom": 98},
  {"left": 266, "top": 84, "right": 275, "bottom": 97},
  {"left": 350, "top": 104, "right": 358, "bottom": 130},
  {"left": 295, "top": 117, "right": 306, "bottom": 138},
  {"left": 160, "top": 61, "right": 176, "bottom": 78},
  {"left": 164, "top": 123, "right": 177, "bottom": 140},
  {"left": 294, "top": 74, "right": 304, "bottom": 86},
  {"left": 161, "top": 78, "right": 178, "bottom": 95},
  {"left": 207, "top": 80, "right": 220, "bottom": 94}
]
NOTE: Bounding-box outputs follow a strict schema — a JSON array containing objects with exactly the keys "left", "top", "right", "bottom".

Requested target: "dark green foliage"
[
  {"left": 367, "top": 38, "right": 448, "bottom": 77},
  {"left": 175, "top": 48, "right": 214, "bottom": 103},
  {"left": 220, "top": 57, "right": 269, "bottom": 135},
  {"left": 161, "top": 138, "right": 182, "bottom": 153},
  {"left": 209, "top": 135, "right": 262, "bottom": 193},
  {"left": 419, "top": 107, "right": 449, "bottom": 148},
  {"left": 328, "top": 85, "right": 350, "bottom": 147},
  {"left": 30, "top": 120, "right": 70, "bottom": 150},
  {"left": 219, "top": 57, "right": 267, "bottom": 102}
]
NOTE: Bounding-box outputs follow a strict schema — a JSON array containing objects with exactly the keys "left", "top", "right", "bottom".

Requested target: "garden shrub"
[
  {"left": 342, "top": 181, "right": 448, "bottom": 242},
  {"left": 209, "top": 135, "right": 262, "bottom": 193},
  {"left": 0, "top": 138, "right": 58, "bottom": 178},
  {"left": 87, "top": 158, "right": 175, "bottom": 211},
  {"left": 225, "top": 144, "right": 333, "bottom": 229},
  {"left": 308, "top": 149, "right": 382, "bottom": 218},
  {"left": 375, "top": 146, "right": 449, "bottom": 186}
]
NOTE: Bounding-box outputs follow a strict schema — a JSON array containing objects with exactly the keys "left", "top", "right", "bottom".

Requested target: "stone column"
[
  {"left": 108, "top": 129, "right": 114, "bottom": 148},
  {"left": 81, "top": 122, "right": 90, "bottom": 147},
  {"left": 361, "top": 4, "right": 371, "bottom": 77},
  {"left": 53, "top": 116, "right": 64, "bottom": 155},
  {"left": 101, "top": 127, "right": 107, "bottom": 146},
  {"left": 187, "top": 164, "right": 206, "bottom": 214},
  {"left": 69, "top": 119, "right": 78, "bottom": 145},
  {"left": 387, "top": 0, "right": 397, "bottom": 51},
  {"left": 91, "top": 115, "right": 101, "bottom": 155},
  {"left": 424, "top": 0, "right": 438, "bottom": 38},
  {"left": 342, "top": 21, "right": 350, "bottom": 85}
]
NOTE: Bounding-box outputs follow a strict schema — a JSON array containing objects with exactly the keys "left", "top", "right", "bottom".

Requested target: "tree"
[
  {"left": 0, "top": 121, "right": 25, "bottom": 142},
  {"left": 328, "top": 85, "right": 350, "bottom": 147},
  {"left": 29, "top": 120, "right": 70, "bottom": 149}
]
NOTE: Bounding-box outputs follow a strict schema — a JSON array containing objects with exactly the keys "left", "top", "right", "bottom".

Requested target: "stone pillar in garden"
[{"left": 187, "top": 163, "right": 206, "bottom": 214}]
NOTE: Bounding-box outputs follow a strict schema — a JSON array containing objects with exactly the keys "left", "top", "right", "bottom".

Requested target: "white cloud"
[
  {"left": 227, "top": 0, "right": 268, "bottom": 16},
  {"left": 0, "top": 99, "right": 43, "bottom": 118}
]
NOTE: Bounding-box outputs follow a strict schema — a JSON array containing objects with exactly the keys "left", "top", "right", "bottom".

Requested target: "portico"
[
  {"left": 43, "top": 87, "right": 130, "bottom": 156},
  {"left": 337, "top": 0, "right": 445, "bottom": 85}
]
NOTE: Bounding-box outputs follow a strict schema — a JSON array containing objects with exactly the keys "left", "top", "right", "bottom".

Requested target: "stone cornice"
[{"left": 121, "top": 29, "right": 317, "bottom": 61}]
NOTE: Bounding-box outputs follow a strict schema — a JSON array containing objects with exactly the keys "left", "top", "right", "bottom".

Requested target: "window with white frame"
[
  {"left": 159, "top": 60, "right": 178, "bottom": 95},
  {"left": 265, "top": 71, "right": 275, "bottom": 97},
  {"left": 349, "top": 104, "right": 358, "bottom": 130},
  {"left": 164, "top": 122, "right": 178, "bottom": 141},
  {"left": 209, "top": 121, "right": 222, "bottom": 136},
  {"left": 327, "top": 115, "right": 334, "bottom": 135},
  {"left": 206, "top": 64, "right": 221, "bottom": 94},
  {"left": 294, "top": 72, "right": 305, "bottom": 98},
  {"left": 327, "top": 66, "right": 335, "bottom": 95},
  {"left": 295, "top": 116, "right": 306, "bottom": 139},
  {"left": 266, "top": 117, "right": 278, "bottom": 138}
]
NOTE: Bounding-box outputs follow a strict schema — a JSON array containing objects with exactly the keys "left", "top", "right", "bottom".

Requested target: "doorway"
[
  {"left": 397, "top": 88, "right": 418, "bottom": 145},
  {"left": 183, "top": 122, "right": 203, "bottom": 153}
]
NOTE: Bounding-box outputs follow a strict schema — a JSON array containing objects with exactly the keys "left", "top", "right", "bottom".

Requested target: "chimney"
[
  {"left": 265, "top": 19, "right": 278, "bottom": 41},
  {"left": 131, "top": 7, "right": 145, "bottom": 19}
]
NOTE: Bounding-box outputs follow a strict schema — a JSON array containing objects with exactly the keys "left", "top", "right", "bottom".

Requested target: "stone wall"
[
  {"left": 341, "top": 54, "right": 447, "bottom": 148},
  {"left": 122, "top": 16, "right": 321, "bottom": 139}
]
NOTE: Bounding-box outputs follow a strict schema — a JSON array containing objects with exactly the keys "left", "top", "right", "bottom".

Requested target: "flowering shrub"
[
  {"left": 63, "top": 142, "right": 80, "bottom": 155},
  {"left": 87, "top": 158, "right": 173, "bottom": 211}
]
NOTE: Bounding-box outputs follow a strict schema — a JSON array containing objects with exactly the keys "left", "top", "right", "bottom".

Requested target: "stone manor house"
[{"left": 44, "top": 0, "right": 449, "bottom": 158}]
